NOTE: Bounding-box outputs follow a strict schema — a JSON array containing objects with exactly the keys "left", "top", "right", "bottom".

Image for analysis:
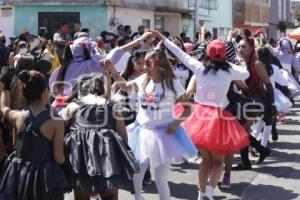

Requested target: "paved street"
[
  {"left": 118, "top": 99, "right": 300, "bottom": 200},
  {"left": 65, "top": 99, "right": 300, "bottom": 200}
]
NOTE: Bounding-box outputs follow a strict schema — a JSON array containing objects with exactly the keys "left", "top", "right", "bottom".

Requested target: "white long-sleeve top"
[{"left": 163, "top": 39, "right": 250, "bottom": 108}]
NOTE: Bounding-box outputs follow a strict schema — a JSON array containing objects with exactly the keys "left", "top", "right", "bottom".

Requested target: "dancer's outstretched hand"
[
  {"left": 100, "top": 59, "right": 113, "bottom": 74},
  {"left": 148, "top": 30, "right": 165, "bottom": 40},
  {"left": 138, "top": 32, "right": 153, "bottom": 42},
  {"left": 166, "top": 121, "right": 178, "bottom": 135}
]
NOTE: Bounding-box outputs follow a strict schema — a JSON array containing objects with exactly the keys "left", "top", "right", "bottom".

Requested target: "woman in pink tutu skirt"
[{"left": 151, "top": 31, "right": 250, "bottom": 200}]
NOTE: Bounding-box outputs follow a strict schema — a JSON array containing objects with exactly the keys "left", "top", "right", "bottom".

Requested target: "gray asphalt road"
[
  {"left": 66, "top": 99, "right": 300, "bottom": 200},
  {"left": 118, "top": 100, "right": 300, "bottom": 200}
]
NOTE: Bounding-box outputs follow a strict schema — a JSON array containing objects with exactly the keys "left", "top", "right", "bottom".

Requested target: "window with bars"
[
  {"left": 219, "top": 27, "right": 230, "bottom": 36},
  {"left": 142, "top": 19, "right": 151, "bottom": 29}
]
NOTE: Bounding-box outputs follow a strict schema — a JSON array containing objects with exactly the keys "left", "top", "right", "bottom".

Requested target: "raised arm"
[
  {"left": 0, "top": 67, "right": 20, "bottom": 122},
  {"left": 120, "top": 32, "right": 152, "bottom": 52},
  {"left": 102, "top": 60, "right": 138, "bottom": 93},
  {"left": 105, "top": 32, "right": 152, "bottom": 67},
  {"left": 151, "top": 31, "right": 204, "bottom": 74}
]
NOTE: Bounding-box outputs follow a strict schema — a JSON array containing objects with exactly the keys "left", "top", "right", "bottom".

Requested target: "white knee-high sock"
[
  {"left": 154, "top": 164, "right": 171, "bottom": 200},
  {"left": 133, "top": 161, "right": 149, "bottom": 200},
  {"left": 261, "top": 125, "right": 272, "bottom": 147},
  {"left": 252, "top": 119, "right": 265, "bottom": 138}
]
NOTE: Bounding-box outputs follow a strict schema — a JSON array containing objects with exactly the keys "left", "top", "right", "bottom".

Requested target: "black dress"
[
  {"left": 64, "top": 100, "right": 139, "bottom": 193},
  {"left": 0, "top": 109, "right": 69, "bottom": 200}
]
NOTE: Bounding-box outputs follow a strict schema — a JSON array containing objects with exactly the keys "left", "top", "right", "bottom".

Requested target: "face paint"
[
  {"left": 97, "top": 41, "right": 105, "bottom": 49},
  {"left": 62, "top": 27, "right": 69, "bottom": 34}
]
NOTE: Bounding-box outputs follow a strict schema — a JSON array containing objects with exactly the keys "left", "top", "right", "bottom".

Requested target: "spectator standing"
[
  {"left": 53, "top": 22, "right": 72, "bottom": 61},
  {"left": 132, "top": 25, "right": 145, "bottom": 40},
  {"left": 0, "top": 34, "right": 9, "bottom": 69},
  {"left": 71, "top": 20, "right": 81, "bottom": 39}
]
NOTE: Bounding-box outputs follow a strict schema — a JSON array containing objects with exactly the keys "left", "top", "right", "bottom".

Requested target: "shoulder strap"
[
  {"left": 30, "top": 109, "right": 52, "bottom": 130},
  {"left": 22, "top": 109, "right": 51, "bottom": 131}
]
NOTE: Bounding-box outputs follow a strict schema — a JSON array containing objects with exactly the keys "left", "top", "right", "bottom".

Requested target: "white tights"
[
  {"left": 261, "top": 125, "right": 272, "bottom": 147},
  {"left": 252, "top": 119, "right": 265, "bottom": 138},
  {"left": 252, "top": 119, "right": 272, "bottom": 147},
  {"left": 133, "top": 160, "right": 170, "bottom": 200}
]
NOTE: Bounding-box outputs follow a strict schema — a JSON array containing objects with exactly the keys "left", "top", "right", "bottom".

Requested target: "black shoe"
[
  {"left": 232, "top": 163, "right": 252, "bottom": 171},
  {"left": 272, "top": 128, "right": 278, "bottom": 141},
  {"left": 143, "top": 169, "right": 152, "bottom": 186},
  {"left": 256, "top": 148, "right": 271, "bottom": 165},
  {"left": 249, "top": 147, "right": 258, "bottom": 157}
]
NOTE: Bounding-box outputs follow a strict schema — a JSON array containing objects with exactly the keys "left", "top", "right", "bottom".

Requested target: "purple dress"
[{"left": 49, "top": 37, "right": 124, "bottom": 96}]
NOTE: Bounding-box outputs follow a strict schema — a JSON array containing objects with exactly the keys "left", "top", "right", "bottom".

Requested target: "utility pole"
[{"left": 194, "top": 0, "right": 200, "bottom": 38}]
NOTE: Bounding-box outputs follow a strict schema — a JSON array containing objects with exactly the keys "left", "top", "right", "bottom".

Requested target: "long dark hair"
[
  {"left": 202, "top": 60, "right": 231, "bottom": 75},
  {"left": 18, "top": 70, "right": 48, "bottom": 103},
  {"left": 55, "top": 44, "right": 91, "bottom": 94},
  {"left": 121, "top": 50, "right": 146, "bottom": 80},
  {"left": 243, "top": 30, "right": 268, "bottom": 99},
  {"left": 257, "top": 47, "right": 274, "bottom": 77},
  {"left": 142, "top": 48, "right": 177, "bottom": 99},
  {"left": 66, "top": 75, "right": 105, "bottom": 103},
  {"left": 294, "top": 40, "right": 300, "bottom": 53}
]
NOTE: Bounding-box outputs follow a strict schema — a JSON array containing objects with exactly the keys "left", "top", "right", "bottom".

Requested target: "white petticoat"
[
  {"left": 281, "top": 69, "right": 300, "bottom": 97},
  {"left": 274, "top": 88, "right": 292, "bottom": 113},
  {"left": 127, "top": 123, "right": 191, "bottom": 168}
]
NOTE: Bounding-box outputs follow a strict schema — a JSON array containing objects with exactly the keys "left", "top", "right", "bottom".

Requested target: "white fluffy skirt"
[
  {"left": 127, "top": 123, "right": 197, "bottom": 168},
  {"left": 274, "top": 88, "right": 292, "bottom": 112},
  {"left": 281, "top": 70, "right": 300, "bottom": 97}
]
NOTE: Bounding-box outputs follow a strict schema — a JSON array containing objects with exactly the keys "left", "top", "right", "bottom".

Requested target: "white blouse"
[{"left": 164, "top": 39, "right": 249, "bottom": 108}]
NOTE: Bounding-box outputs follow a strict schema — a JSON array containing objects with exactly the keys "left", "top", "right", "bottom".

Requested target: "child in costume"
[
  {"left": 152, "top": 31, "right": 250, "bottom": 200},
  {"left": 0, "top": 70, "right": 69, "bottom": 200}
]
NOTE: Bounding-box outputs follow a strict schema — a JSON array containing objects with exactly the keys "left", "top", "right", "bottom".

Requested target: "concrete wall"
[
  {"left": 187, "top": 0, "right": 233, "bottom": 40},
  {"left": 14, "top": 4, "right": 107, "bottom": 39},
  {"left": 182, "top": 16, "right": 194, "bottom": 40},
  {"left": 107, "top": 6, "right": 182, "bottom": 36},
  {"left": 269, "top": 0, "right": 292, "bottom": 39},
  {"left": 107, "top": 6, "right": 155, "bottom": 33},
  {"left": 200, "top": 0, "right": 233, "bottom": 39},
  {"left": 108, "top": 0, "right": 186, "bottom": 11},
  {"left": 160, "top": 12, "right": 182, "bottom": 36}
]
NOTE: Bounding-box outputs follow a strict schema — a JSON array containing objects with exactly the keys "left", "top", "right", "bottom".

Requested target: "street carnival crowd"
[{"left": 0, "top": 21, "right": 300, "bottom": 200}]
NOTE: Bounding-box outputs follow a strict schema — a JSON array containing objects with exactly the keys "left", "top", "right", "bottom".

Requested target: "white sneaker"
[
  {"left": 134, "top": 195, "right": 145, "bottom": 200},
  {"left": 205, "top": 185, "right": 215, "bottom": 200},
  {"left": 198, "top": 191, "right": 205, "bottom": 200}
]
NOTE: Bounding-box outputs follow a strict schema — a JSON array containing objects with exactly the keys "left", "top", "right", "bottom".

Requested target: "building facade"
[
  {"left": 0, "top": 4, "right": 15, "bottom": 38},
  {"left": 106, "top": 0, "right": 190, "bottom": 37},
  {"left": 233, "top": 0, "right": 270, "bottom": 34},
  {"left": 184, "top": 0, "right": 233, "bottom": 40},
  {"left": 2, "top": 0, "right": 107, "bottom": 39},
  {"left": 0, "top": 0, "right": 191, "bottom": 39},
  {"left": 269, "top": 0, "right": 292, "bottom": 39}
]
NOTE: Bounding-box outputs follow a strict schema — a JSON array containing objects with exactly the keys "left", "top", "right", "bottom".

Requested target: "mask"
[
  {"left": 19, "top": 48, "right": 27, "bottom": 54},
  {"left": 97, "top": 41, "right": 105, "bottom": 49},
  {"left": 62, "top": 27, "right": 69, "bottom": 34}
]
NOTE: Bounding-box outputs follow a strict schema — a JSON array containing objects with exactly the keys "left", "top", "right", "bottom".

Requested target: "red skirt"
[{"left": 176, "top": 104, "right": 249, "bottom": 156}]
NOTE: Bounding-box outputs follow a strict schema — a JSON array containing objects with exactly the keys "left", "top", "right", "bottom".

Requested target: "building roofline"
[
  {"left": 107, "top": 1, "right": 191, "bottom": 15},
  {"left": 4, "top": 0, "right": 105, "bottom": 5}
]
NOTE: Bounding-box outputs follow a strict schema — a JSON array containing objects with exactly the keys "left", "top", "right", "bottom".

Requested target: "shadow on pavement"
[
  {"left": 275, "top": 129, "right": 300, "bottom": 136},
  {"left": 251, "top": 165, "right": 300, "bottom": 180},
  {"left": 171, "top": 162, "right": 199, "bottom": 173},
  {"left": 241, "top": 183, "right": 299, "bottom": 200},
  {"left": 269, "top": 141, "right": 300, "bottom": 150}
]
